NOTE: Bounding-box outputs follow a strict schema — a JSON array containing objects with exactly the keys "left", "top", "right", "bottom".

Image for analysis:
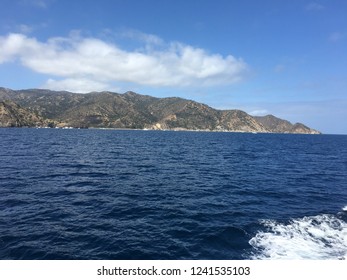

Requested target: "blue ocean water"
[{"left": 0, "top": 128, "right": 346, "bottom": 260}]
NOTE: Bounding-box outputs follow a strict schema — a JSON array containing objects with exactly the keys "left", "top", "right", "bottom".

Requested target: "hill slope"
[
  {"left": 0, "top": 87, "right": 320, "bottom": 134},
  {"left": 0, "top": 100, "right": 53, "bottom": 127},
  {"left": 254, "top": 115, "right": 321, "bottom": 134}
]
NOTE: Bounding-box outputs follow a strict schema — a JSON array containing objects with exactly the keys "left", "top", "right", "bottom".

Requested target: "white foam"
[
  {"left": 249, "top": 214, "right": 347, "bottom": 260},
  {"left": 342, "top": 205, "right": 347, "bottom": 211}
]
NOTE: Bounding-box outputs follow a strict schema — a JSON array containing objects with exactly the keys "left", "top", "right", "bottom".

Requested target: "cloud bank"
[{"left": 0, "top": 32, "right": 248, "bottom": 92}]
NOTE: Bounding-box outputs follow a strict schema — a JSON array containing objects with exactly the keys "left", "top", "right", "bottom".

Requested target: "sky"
[{"left": 0, "top": 0, "right": 346, "bottom": 134}]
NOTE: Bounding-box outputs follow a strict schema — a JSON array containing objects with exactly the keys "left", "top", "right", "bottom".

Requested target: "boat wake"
[{"left": 249, "top": 206, "right": 347, "bottom": 260}]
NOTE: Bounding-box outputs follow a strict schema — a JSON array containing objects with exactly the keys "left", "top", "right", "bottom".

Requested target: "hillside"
[
  {"left": 0, "top": 87, "right": 320, "bottom": 134},
  {"left": 0, "top": 100, "right": 53, "bottom": 127},
  {"left": 254, "top": 115, "right": 321, "bottom": 134}
]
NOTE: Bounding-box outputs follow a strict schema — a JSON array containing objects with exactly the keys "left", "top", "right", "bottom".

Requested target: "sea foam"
[{"left": 249, "top": 214, "right": 347, "bottom": 260}]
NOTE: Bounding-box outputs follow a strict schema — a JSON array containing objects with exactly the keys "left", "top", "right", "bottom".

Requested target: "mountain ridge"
[{"left": 0, "top": 87, "right": 321, "bottom": 134}]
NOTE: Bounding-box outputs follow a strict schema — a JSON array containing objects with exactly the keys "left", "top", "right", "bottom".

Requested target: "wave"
[{"left": 249, "top": 208, "right": 347, "bottom": 260}]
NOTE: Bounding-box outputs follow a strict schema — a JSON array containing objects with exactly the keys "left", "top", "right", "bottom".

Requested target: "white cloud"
[
  {"left": 0, "top": 33, "right": 34, "bottom": 63},
  {"left": 305, "top": 2, "right": 325, "bottom": 11},
  {"left": 249, "top": 109, "right": 269, "bottom": 116},
  {"left": 43, "top": 78, "right": 114, "bottom": 93},
  {"left": 0, "top": 32, "right": 248, "bottom": 92}
]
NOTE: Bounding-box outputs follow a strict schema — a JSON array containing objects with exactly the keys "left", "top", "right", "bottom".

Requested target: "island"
[{"left": 0, "top": 87, "right": 321, "bottom": 134}]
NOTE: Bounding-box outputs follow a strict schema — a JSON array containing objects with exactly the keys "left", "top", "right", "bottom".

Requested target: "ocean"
[{"left": 0, "top": 128, "right": 346, "bottom": 260}]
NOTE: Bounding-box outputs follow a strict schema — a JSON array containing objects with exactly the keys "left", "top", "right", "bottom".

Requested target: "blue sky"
[{"left": 0, "top": 0, "right": 346, "bottom": 134}]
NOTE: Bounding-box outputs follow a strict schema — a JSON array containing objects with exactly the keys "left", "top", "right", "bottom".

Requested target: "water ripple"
[{"left": 0, "top": 129, "right": 346, "bottom": 259}]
